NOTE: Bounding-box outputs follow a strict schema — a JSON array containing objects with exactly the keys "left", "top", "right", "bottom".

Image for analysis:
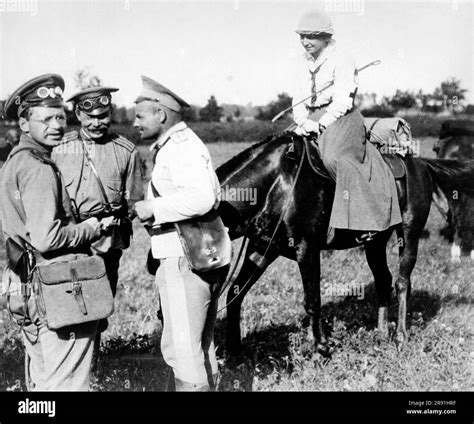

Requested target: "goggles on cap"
[
  {"left": 36, "top": 86, "right": 63, "bottom": 99},
  {"left": 78, "top": 95, "right": 111, "bottom": 112}
]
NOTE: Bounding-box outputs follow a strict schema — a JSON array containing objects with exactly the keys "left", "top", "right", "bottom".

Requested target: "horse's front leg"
[
  {"left": 297, "top": 246, "right": 328, "bottom": 356},
  {"left": 225, "top": 246, "right": 277, "bottom": 360},
  {"left": 396, "top": 216, "right": 429, "bottom": 345}
]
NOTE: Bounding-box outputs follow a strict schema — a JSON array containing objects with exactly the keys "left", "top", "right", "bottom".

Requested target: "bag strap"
[
  {"left": 70, "top": 267, "right": 88, "bottom": 316},
  {"left": 80, "top": 140, "right": 113, "bottom": 214},
  {"left": 8, "top": 146, "right": 61, "bottom": 176},
  {"left": 149, "top": 137, "right": 173, "bottom": 199},
  {"left": 150, "top": 178, "right": 160, "bottom": 198}
]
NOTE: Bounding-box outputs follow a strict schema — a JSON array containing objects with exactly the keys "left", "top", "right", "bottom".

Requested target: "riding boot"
[
  {"left": 174, "top": 377, "right": 211, "bottom": 392},
  {"left": 165, "top": 369, "right": 176, "bottom": 392}
]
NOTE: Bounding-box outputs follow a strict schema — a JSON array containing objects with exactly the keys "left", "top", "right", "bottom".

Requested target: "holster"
[
  {"left": 5, "top": 237, "right": 32, "bottom": 283},
  {"left": 5, "top": 237, "right": 36, "bottom": 329}
]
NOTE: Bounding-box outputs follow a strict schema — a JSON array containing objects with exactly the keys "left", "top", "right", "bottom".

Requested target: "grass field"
[{"left": 0, "top": 136, "right": 473, "bottom": 392}]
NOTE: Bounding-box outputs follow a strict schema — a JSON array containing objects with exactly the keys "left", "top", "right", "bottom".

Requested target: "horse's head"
[{"left": 436, "top": 120, "right": 474, "bottom": 160}]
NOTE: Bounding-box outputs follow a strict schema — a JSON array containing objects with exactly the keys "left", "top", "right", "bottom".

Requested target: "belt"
[{"left": 145, "top": 222, "right": 176, "bottom": 236}]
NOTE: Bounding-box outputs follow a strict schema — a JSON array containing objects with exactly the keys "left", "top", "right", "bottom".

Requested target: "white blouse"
[{"left": 291, "top": 39, "right": 358, "bottom": 128}]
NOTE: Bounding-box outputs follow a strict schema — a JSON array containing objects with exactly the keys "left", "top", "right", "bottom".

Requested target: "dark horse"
[
  {"left": 433, "top": 119, "right": 474, "bottom": 260},
  {"left": 216, "top": 131, "right": 474, "bottom": 358}
]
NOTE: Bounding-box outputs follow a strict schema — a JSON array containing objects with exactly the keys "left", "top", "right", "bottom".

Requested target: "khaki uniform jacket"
[
  {"left": 52, "top": 129, "right": 144, "bottom": 220},
  {"left": 0, "top": 134, "right": 100, "bottom": 256}
]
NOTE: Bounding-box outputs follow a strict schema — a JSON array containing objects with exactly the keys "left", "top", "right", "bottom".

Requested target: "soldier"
[
  {"left": 53, "top": 86, "right": 144, "bottom": 297},
  {"left": 133, "top": 76, "right": 230, "bottom": 391},
  {"left": 291, "top": 9, "right": 401, "bottom": 244},
  {"left": 52, "top": 87, "right": 144, "bottom": 369},
  {"left": 1, "top": 74, "right": 104, "bottom": 390}
]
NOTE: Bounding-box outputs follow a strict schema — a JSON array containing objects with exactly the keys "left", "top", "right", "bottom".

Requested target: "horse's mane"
[{"left": 216, "top": 130, "right": 291, "bottom": 178}]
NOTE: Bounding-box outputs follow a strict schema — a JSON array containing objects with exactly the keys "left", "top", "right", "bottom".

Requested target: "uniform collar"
[
  {"left": 79, "top": 128, "right": 110, "bottom": 144},
  {"left": 149, "top": 121, "right": 187, "bottom": 151},
  {"left": 17, "top": 133, "right": 52, "bottom": 156}
]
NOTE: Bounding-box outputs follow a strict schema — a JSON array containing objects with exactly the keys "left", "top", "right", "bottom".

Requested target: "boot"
[
  {"left": 174, "top": 377, "right": 211, "bottom": 392},
  {"left": 165, "top": 369, "right": 175, "bottom": 392}
]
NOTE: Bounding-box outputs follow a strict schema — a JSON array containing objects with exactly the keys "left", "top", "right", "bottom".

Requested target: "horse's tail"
[{"left": 422, "top": 158, "right": 474, "bottom": 196}]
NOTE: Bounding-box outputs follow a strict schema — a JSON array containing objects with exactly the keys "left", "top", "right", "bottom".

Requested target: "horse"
[
  {"left": 433, "top": 119, "right": 474, "bottom": 261},
  {"left": 216, "top": 131, "right": 474, "bottom": 359}
]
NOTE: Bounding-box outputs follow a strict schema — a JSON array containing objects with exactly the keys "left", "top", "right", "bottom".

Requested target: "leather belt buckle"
[{"left": 146, "top": 223, "right": 176, "bottom": 236}]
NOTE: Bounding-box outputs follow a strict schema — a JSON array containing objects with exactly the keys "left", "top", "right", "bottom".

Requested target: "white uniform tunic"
[
  {"left": 146, "top": 121, "right": 228, "bottom": 387},
  {"left": 147, "top": 121, "right": 221, "bottom": 258}
]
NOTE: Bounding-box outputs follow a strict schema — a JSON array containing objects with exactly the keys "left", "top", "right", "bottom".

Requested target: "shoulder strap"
[
  {"left": 80, "top": 140, "right": 112, "bottom": 213},
  {"left": 111, "top": 133, "right": 135, "bottom": 153},
  {"left": 8, "top": 147, "right": 61, "bottom": 179}
]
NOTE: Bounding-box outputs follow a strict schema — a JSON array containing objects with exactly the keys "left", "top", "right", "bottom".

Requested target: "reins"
[{"left": 217, "top": 135, "right": 307, "bottom": 312}]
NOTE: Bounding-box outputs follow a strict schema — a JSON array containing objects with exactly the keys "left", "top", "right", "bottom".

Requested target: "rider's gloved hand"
[{"left": 295, "top": 119, "right": 324, "bottom": 136}]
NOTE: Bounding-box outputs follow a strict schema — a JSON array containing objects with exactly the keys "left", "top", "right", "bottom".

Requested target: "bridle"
[{"left": 217, "top": 134, "right": 308, "bottom": 311}]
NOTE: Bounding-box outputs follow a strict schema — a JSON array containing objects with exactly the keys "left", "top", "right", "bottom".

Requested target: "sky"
[{"left": 0, "top": 0, "right": 473, "bottom": 108}]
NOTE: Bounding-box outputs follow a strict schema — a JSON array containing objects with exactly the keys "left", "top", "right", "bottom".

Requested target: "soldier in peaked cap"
[
  {"left": 291, "top": 9, "right": 401, "bottom": 244},
  {"left": 1, "top": 74, "right": 105, "bottom": 391},
  {"left": 52, "top": 85, "right": 144, "bottom": 369},
  {"left": 133, "top": 76, "right": 231, "bottom": 391}
]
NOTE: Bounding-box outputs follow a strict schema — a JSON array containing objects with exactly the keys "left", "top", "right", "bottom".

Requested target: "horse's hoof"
[
  {"left": 395, "top": 331, "right": 407, "bottom": 350},
  {"left": 315, "top": 342, "right": 332, "bottom": 358},
  {"left": 225, "top": 353, "right": 244, "bottom": 369},
  {"left": 451, "top": 243, "right": 461, "bottom": 263},
  {"left": 376, "top": 328, "right": 389, "bottom": 341}
]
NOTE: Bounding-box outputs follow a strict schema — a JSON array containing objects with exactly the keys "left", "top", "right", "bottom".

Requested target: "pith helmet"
[{"left": 296, "top": 9, "right": 334, "bottom": 35}]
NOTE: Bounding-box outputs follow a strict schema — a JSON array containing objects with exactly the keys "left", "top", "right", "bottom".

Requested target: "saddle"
[{"left": 301, "top": 135, "right": 407, "bottom": 209}]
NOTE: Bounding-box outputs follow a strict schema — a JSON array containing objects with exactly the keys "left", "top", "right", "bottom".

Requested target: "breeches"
[
  {"left": 155, "top": 256, "right": 229, "bottom": 385},
  {"left": 8, "top": 292, "right": 97, "bottom": 391}
]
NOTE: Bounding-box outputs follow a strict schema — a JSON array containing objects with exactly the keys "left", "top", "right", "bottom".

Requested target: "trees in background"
[
  {"left": 74, "top": 67, "right": 102, "bottom": 91},
  {"left": 256, "top": 93, "right": 292, "bottom": 121},
  {"left": 5, "top": 73, "right": 469, "bottom": 126},
  {"left": 358, "top": 78, "right": 470, "bottom": 116},
  {"left": 199, "top": 95, "right": 223, "bottom": 122}
]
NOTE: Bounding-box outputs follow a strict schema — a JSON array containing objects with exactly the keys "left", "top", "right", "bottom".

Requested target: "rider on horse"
[{"left": 291, "top": 9, "right": 402, "bottom": 244}]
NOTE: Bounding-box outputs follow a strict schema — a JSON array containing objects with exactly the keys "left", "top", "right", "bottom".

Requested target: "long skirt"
[{"left": 309, "top": 107, "right": 402, "bottom": 231}]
